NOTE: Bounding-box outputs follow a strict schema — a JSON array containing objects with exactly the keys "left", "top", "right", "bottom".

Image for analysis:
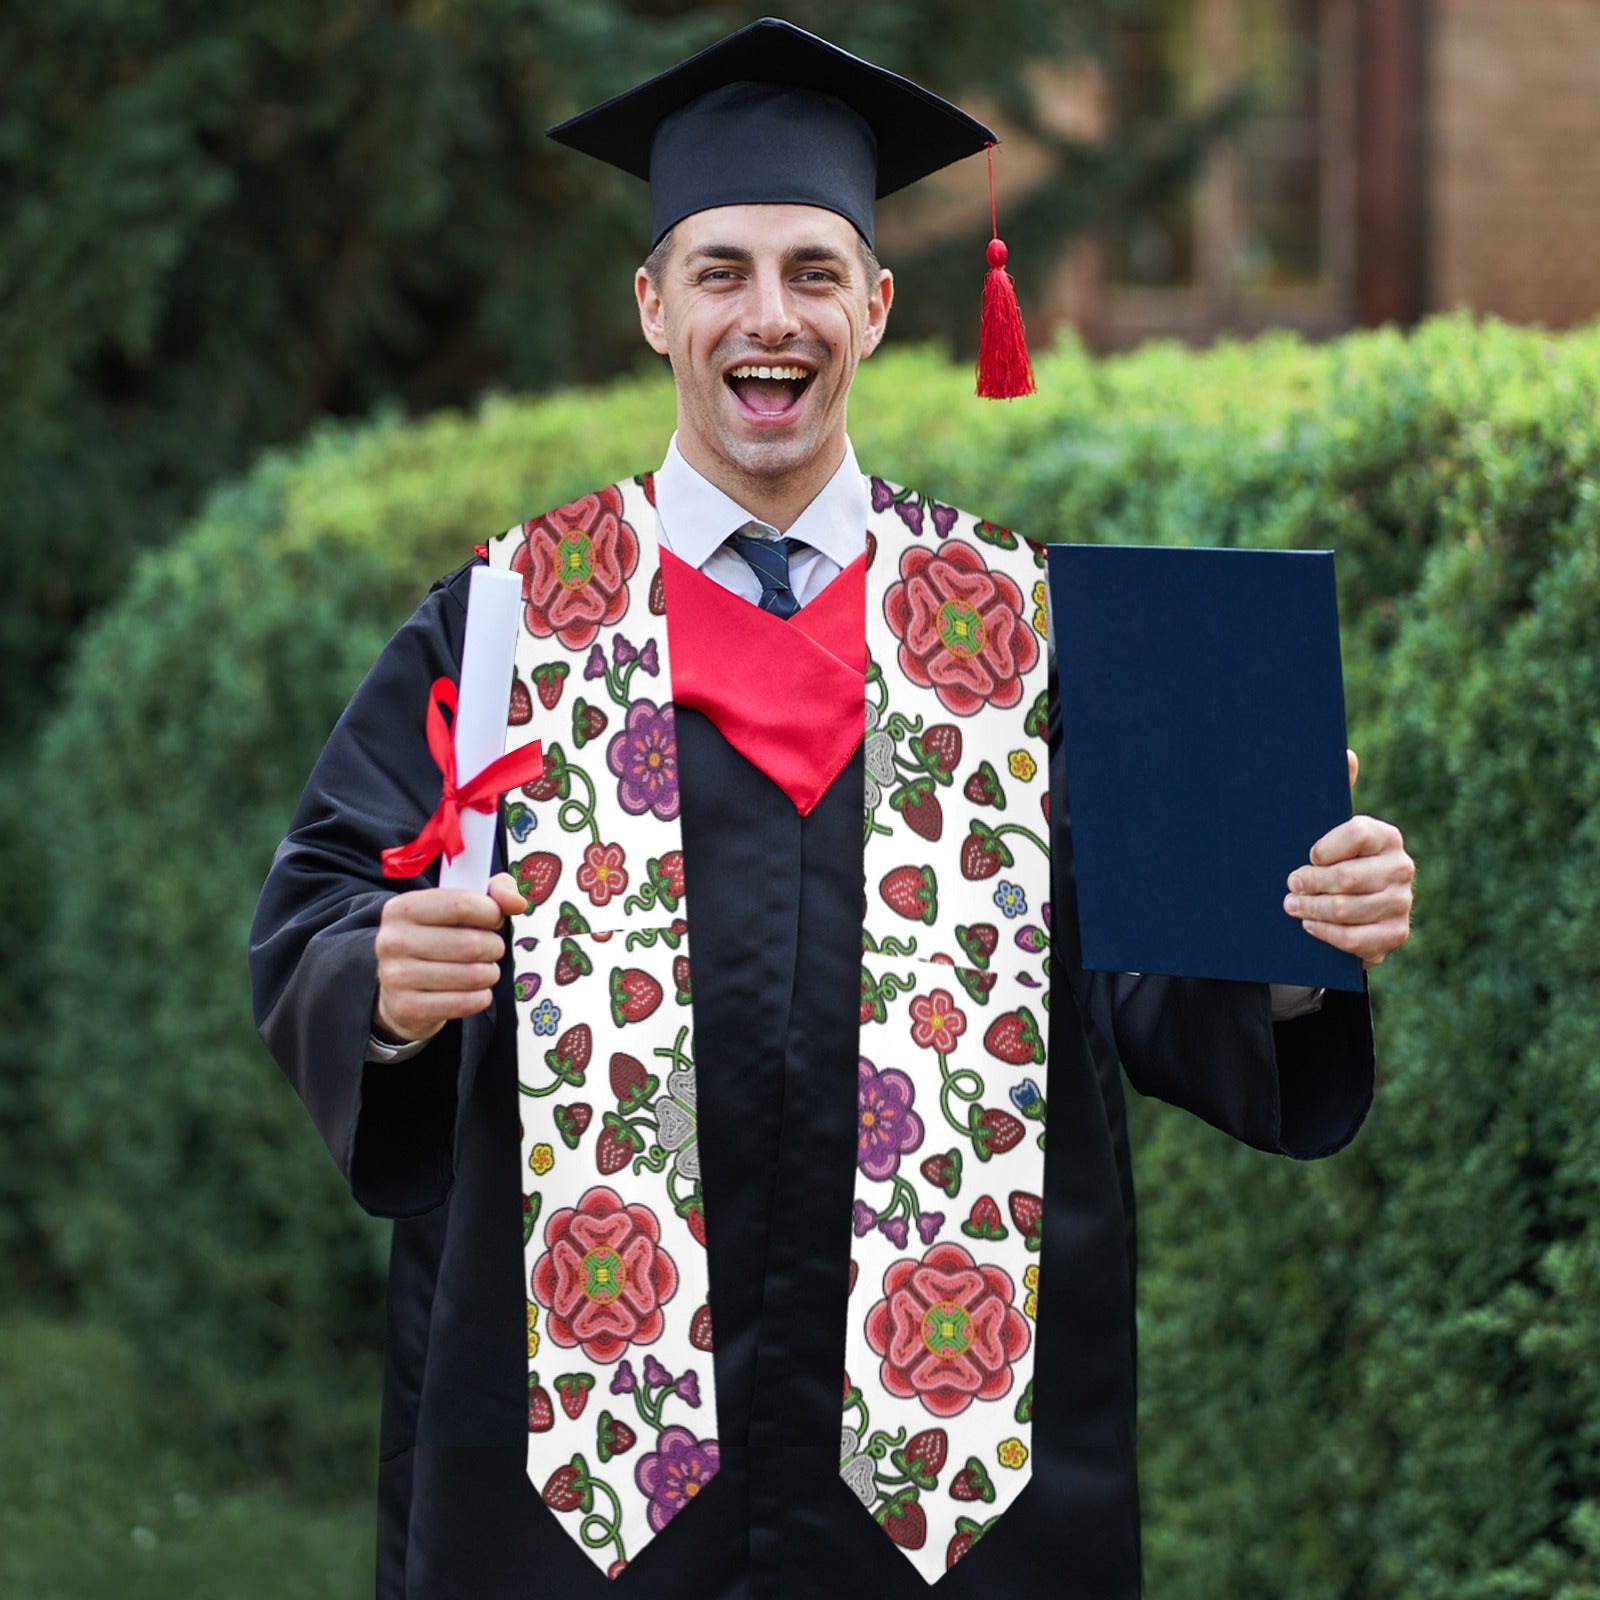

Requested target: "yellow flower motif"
[
  {"left": 1024, "top": 1265, "right": 1040, "bottom": 1290},
  {"left": 1023, "top": 1264, "right": 1040, "bottom": 1319},
  {"left": 527, "top": 1302, "right": 540, "bottom": 1359},
  {"left": 529, "top": 1143, "right": 555, "bottom": 1176},
  {"left": 1032, "top": 582, "right": 1050, "bottom": 640},
  {"left": 997, "top": 1437, "right": 1029, "bottom": 1470},
  {"left": 1008, "top": 749, "right": 1038, "bottom": 783},
  {"left": 1025, "top": 1291, "right": 1038, "bottom": 1319}
]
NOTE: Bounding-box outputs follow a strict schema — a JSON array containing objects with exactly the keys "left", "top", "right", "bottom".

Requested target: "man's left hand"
[{"left": 1284, "top": 750, "right": 1415, "bottom": 968}]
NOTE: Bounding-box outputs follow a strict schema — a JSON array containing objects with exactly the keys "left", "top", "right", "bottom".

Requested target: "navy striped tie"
[{"left": 727, "top": 526, "right": 806, "bottom": 619}]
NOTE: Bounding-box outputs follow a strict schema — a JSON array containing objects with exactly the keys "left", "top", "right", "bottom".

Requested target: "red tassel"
[{"left": 976, "top": 145, "right": 1035, "bottom": 400}]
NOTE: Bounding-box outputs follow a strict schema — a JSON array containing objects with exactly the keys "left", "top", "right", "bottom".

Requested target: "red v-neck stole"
[{"left": 661, "top": 549, "right": 867, "bottom": 815}]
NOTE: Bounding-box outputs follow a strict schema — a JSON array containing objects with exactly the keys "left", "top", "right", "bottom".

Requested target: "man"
[{"left": 250, "top": 19, "right": 1413, "bottom": 1600}]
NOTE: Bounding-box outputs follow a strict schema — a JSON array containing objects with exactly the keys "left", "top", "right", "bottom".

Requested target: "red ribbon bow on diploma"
[{"left": 381, "top": 677, "right": 545, "bottom": 879}]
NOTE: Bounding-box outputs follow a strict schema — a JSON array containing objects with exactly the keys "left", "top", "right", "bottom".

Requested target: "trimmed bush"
[{"left": 34, "top": 318, "right": 1600, "bottom": 1600}]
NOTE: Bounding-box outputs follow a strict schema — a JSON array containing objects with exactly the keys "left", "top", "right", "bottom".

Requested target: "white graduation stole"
[{"left": 490, "top": 474, "right": 1053, "bottom": 1581}]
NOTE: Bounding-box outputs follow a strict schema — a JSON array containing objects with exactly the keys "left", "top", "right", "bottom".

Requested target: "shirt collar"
[{"left": 652, "top": 434, "right": 869, "bottom": 571}]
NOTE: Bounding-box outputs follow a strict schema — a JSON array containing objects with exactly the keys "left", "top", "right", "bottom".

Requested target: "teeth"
[{"left": 727, "top": 365, "right": 808, "bottom": 381}]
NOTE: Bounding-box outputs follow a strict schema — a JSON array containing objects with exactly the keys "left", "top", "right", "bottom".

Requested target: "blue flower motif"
[
  {"left": 506, "top": 801, "right": 537, "bottom": 842},
  {"left": 994, "top": 881, "right": 1027, "bottom": 919},
  {"left": 1010, "top": 1078, "right": 1043, "bottom": 1115},
  {"left": 531, "top": 999, "right": 560, "bottom": 1036}
]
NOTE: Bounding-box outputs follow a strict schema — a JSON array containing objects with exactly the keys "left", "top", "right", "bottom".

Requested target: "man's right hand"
[{"left": 372, "top": 871, "right": 528, "bottom": 1045}]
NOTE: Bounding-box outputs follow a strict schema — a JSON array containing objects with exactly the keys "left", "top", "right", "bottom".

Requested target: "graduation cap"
[{"left": 548, "top": 17, "right": 1036, "bottom": 398}]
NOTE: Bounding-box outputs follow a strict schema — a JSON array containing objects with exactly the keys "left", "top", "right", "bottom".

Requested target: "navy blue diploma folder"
[{"left": 1047, "top": 544, "right": 1364, "bottom": 992}]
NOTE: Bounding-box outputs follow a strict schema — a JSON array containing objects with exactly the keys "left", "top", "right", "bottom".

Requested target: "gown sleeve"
[
  {"left": 249, "top": 562, "right": 499, "bottom": 1216},
  {"left": 1046, "top": 666, "right": 1375, "bottom": 1161}
]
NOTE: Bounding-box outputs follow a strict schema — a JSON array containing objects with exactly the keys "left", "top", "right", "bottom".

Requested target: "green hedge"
[{"left": 32, "top": 319, "right": 1600, "bottom": 1597}]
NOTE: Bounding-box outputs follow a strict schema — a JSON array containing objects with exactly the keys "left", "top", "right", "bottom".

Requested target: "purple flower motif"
[
  {"left": 870, "top": 476, "right": 895, "bottom": 512},
  {"left": 931, "top": 501, "right": 959, "bottom": 538},
  {"left": 639, "top": 638, "right": 660, "bottom": 676},
  {"left": 917, "top": 1211, "right": 946, "bottom": 1246},
  {"left": 643, "top": 1354, "right": 674, "bottom": 1389},
  {"left": 637, "top": 1427, "right": 721, "bottom": 1533},
  {"left": 1042, "top": 900, "right": 1053, "bottom": 931},
  {"left": 584, "top": 643, "right": 607, "bottom": 680},
  {"left": 895, "top": 499, "right": 924, "bottom": 537},
  {"left": 607, "top": 699, "right": 679, "bottom": 820},
  {"left": 878, "top": 1215, "right": 910, "bottom": 1251},
  {"left": 1015, "top": 924, "right": 1047, "bottom": 954},
  {"left": 857, "top": 1057, "right": 925, "bottom": 1182},
  {"left": 611, "top": 1359, "right": 637, "bottom": 1395},
  {"left": 674, "top": 1369, "right": 702, "bottom": 1408},
  {"left": 613, "top": 635, "right": 638, "bottom": 667},
  {"left": 1016, "top": 972, "right": 1043, "bottom": 988},
  {"left": 853, "top": 1199, "right": 878, "bottom": 1237}
]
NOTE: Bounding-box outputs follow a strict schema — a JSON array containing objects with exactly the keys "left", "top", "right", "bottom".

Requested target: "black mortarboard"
[{"left": 546, "top": 16, "right": 998, "bottom": 249}]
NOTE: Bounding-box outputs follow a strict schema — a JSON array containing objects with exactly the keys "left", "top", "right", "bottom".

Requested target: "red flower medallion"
[{"left": 513, "top": 487, "right": 640, "bottom": 650}]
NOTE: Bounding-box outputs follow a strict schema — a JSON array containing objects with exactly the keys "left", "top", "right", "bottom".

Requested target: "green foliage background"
[{"left": 26, "top": 318, "right": 1600, "bottom": 1595}]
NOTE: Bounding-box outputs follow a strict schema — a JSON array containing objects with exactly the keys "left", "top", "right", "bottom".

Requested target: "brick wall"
[{"left": 1431, "top": 0, "right": 1600, "bottom": 327}]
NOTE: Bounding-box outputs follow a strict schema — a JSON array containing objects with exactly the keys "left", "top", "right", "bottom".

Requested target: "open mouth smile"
[{"left": 725, "top": 363, "right": 814, "bottom": 419}]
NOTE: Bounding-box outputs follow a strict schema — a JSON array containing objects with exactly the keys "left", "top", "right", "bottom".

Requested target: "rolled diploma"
[{"left": 439, "top": 565, "right": 526, "bottom": 892}]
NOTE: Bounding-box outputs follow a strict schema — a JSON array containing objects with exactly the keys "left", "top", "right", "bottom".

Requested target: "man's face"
[{"left": 635, "top": 204, "right": 893, "bottom": 498}]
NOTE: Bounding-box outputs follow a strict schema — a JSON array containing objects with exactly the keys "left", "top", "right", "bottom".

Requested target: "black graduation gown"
[{"left": 250, "top": 559, "right": 1374, "bottom": 1600}]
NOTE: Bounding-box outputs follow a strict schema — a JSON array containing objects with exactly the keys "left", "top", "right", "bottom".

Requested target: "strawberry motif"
[
  {"left": 572, "top": 699, "right": 608, "bottom": 748},
  {"left": 609, "top": 1052, "right": 650, "bottom": 1106},
  {"left": 610, "top": 967, "right": 664, "bottom": 1026},
  {"left": 509, "top": 673, "right": 533, "bottom": 726},
  {"left": 554, "top": 938, "right": 592, "bottom": 986},
  {"left": 639, "top": 470, "right": 657, "bottom": 506},
  {"left": 607, "top": 1561, "right": 628, "bottom": 1580},
  {"left": 1024, "top": 689, "right": 1049, "bottom": 741},
  {"left": 513, "top": 851, "right": 561, "bottom": 907},
  {"left": 950, "top": 1457, "right": 995, "bottom": 1503},
  {"left": 522, "top": 1192, "right": 540, "bottom": 1246},
  {"left": 596, "top": 1408, "right": 637, "bottom": 1462},
  {"left": 847, "top": 1258, "right": 859, "bottom": 1296},
  {"left": 528, "top": 1374, "right": 554, "bottom": 1433},
  {"left": 533, "top": 661, "right": 569, "bottom": 710},
  {"left": 903, "top": 1427, "right": 949, "bottom": 1480},
  {"left": 961, "top": 1194, "right": 1008, "bottom": 1241},
  {"left": 542, "top": 1461, "right": 588, "bottom": 1513},
  {"left": 689, "top": 1304, "right": 714, "bottom": 1351},
  {"left": 1009, "top": 1191, "right": 1045, "bottom": 1252},
  {"left": 547, "top": 1024, "right": 591, "bottom": 1081},
  {"left": 959, "top": 827, "right": 1011, "bottom": 881},
  {"left": 894, "top": 784, "right": 943, "bottom": 842},
  {"left": 523, "top": 743, "right": 569, "bottom": 802},
  {"left": 865, "top": 528, "right": 878, "bottom": 569},
  {"left": 657, "top": 850, "right": 686, "bottom": 897},
  {"left": 1015, "top": 1377, "right": 1035, "bottom": 1424},
  {"left": 955, "top": 922, "right": 999, "bottom": 969},
  {"left": 672, "top": 954, "right": 691, "bottom": 1005},
  {"left": 648, "top": 566, "right": 666, "bottom": 614},
  {"left": 684, "top": 1196, "right": 708, "bottom": 1247},
  {"left": 920, "top": 1149, "right": 963, "bottom": 1198},
  {"left": 880, "top": 1495, "right": 927, "bottom": 1551},
  {"left": 984, "top": 1006, "right": 1045, "bottom": 1066},
  {"left": 956, "top": 967, "right": 998, "bottom": 1006},
  {"left": 973, "top": 1108, "right": 1025, "bottom": 1159},
  {"left": 553, "top": 901, "right": 591, "bottom": 938},
  {"left": 595, "top": 1118, "right": 638, "bottom": 1176},
  {"left": 946, "top": 1530, "right": 973, "bottom": 1569},
  {"left": 554, "top": 1372, "right": 594, "bottom": 1421},
  {"left": 879, "top": 864, "right": 938, "bottom": 925},
  {"left": 1041, "top": 790, "right": 1050, "bottom": 824},
  {"left": 553, "top": 1102, "right": 592, "bottom": 1149},
  {"left": 963, "top": 761, "right": 1006, "bottom": 809},
  {"left": 918, "top": 724, "right": 963, "bottom": 778}
]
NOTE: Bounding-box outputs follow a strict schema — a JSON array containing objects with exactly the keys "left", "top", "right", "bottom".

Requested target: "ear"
[
  {"left": 636, "top": 266, "right": 670, "bottom": 356},
  {"left": 861, "top": 268, "right": 894, "bottom": 359}
]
